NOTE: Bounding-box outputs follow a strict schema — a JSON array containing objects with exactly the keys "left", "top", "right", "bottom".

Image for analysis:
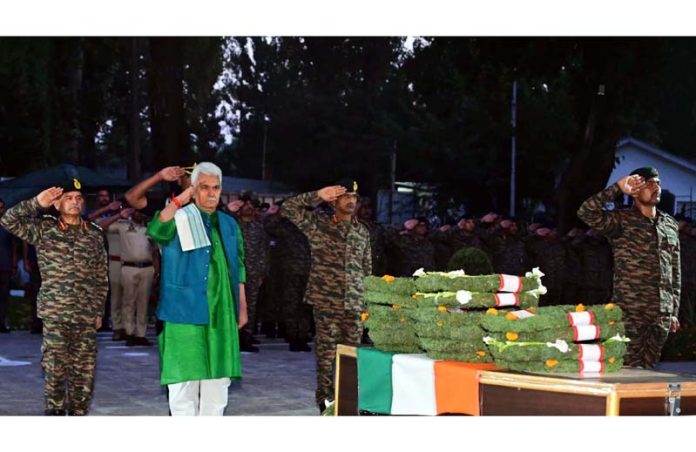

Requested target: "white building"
[{"left": 609, "top": 137, "right": 696, "bottom": 217}]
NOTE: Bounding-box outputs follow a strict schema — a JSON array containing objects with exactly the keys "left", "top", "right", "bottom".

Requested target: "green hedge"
[{"left": 481, "top": 304, "right": 622, "bottom": 333}]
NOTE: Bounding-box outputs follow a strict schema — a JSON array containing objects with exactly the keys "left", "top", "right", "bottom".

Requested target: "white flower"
[
  {"left": 525, "top": 267, "right": 545, "bottom": 279},
  {"left": 445, "top": 269, "right": 466, "bottom": 278},
  {"left": 483, "top": 336, "right": 493, "bottom": 345},
  {"left": 455, "top": 290, "right": 472, "bottom": 305},
  {"left": 546, "top": 339, "right": 569, "bottom": 353},
  {"left": 529, "top": 283, "right": 548, "bottom": 298},
  {"left": 413, "top": 268, "right": 426, "bottom": 277}
]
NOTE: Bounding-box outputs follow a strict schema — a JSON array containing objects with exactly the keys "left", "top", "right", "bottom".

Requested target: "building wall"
[{"left": 608, "top": 144, "right": 696, "bottom": 214}]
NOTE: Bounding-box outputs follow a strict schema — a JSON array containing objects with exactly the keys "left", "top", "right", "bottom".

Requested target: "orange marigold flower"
[
  {"left": 505, "top": 313, "right": 518, "bottom": 320},
  {"left": 575, "top": 304, "right": 585, "bottom": 312},
  {"left": 382, "top": 275, "right": 396, "bottom": 283},
  {"left": 437, "top": 305, "right": 447, "bottom": 313},
  {"left": 545, "top": 359, "right": 558, "bottom": 368},
  {"left": 360, "top": 312, "right": 369, "bottom": 322},
  {"left": 609, "top": 357, "right": 616, "bottom": 364},
  {"left": 506, "top": 332, "right": 519, "bottom": 341},
  {"left": 605, "top": 303, "right": 615, "bottom": 310},
  {"left": 609, "top": 320, "right": 616, "bottom": 325},
  {"left": 486, "top": 308, "right": 499, "bottom": 316},
  {"left": 412, "top": 294, "right": 419, "bottom": 299},
  {"left": 476, "top": 351, "right": 487, "bottom": 357},
  {"left": 392, "top": 304, "right": 401, "bottom": 310}
]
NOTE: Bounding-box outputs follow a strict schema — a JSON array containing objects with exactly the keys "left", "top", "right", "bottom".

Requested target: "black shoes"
[
  {"left": 240, "top": 342, "right": 260, "bottom": 353},
  {"left": 112, "top": 329, "right": 126, "bottom": 341},
  {"left": 289, "top": 340, "right": 311, "bottom": 352},
  {"left": 126, "top": 336, "right": 153, "bottom": 346},
  {"left": 45, "top": 408, "right": 66, "bottom": 416}
]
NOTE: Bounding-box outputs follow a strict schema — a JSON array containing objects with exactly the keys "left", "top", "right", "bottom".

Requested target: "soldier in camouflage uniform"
[
  {"left": 0, "top": 180, "right": 108, "bottom": 415},
  {"left": 481, "top": 218, "right": 530, "bottom": 276},
  {"left": 578, "top": 167, "right": 681, "bottom": 368},
  {"left": 282, "top": 180, "right": 371, "bottom": 412},
  {"left": 265, "top": 203, "right": 312, "bottom": 351},
  {"left": 227, "top": 192, "right": 270, "bottom": 353},
  {"left": 526, "top": 222, "right": 566, "bottom": 306},
  {"left": 580, "top": 229, "right": 614, "bottom": 305},
  {"left": 356, "top": 197, "right": 387, "bottom": 276},
  {"left": 430, "top": 217, "right": 488, "bottom": 271},
  {"left": 385, "top": 218, "right": 435, "bottom": 276},
  {"left": 562, "top": 227, "right": 586, "bottom": 305}
]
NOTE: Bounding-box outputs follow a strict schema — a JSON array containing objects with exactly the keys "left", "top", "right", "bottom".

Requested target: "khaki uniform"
[
  {"left": 105, "top": 218, "right": 127, "bottom": 330},
  {"left": 113, "top": 220, "right": 155, "bottom": 338}
]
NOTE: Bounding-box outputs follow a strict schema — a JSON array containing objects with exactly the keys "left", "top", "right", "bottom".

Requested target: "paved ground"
[
  {"left": 0, "top": 328, "right": 318, "bottom": 416},
  {"left": 3, "top": 328, "right": 696, "bottom": 416}
]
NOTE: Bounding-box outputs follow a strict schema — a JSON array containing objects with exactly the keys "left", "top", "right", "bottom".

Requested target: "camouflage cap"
[
  {"left": 335, "top": 178, "right": 359, "bottom": 195},
  {"left": 61, "top": 177, "right": 83, "bottom": 194},
  {"left": 630, "top": 167, "right": 659, "bottom": 180}
]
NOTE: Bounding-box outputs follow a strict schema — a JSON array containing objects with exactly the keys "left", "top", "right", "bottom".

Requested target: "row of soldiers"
[{"left": 359, "top": 206, "right": 696, "bottom": 326}]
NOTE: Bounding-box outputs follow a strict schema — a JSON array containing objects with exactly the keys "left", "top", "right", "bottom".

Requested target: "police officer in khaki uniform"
[
  {"left": 101, "top": 208, "right": 158, "bottom": 346},
  {"left": 95, "top": 203, "right": 130, "bottom": 341}
]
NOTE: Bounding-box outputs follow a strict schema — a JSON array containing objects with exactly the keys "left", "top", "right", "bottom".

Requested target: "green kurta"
[{"left": 148, "top": 209, "right": 246, "bottom": 386}]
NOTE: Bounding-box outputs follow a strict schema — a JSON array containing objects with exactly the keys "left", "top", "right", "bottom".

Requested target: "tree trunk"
[{"left": 148, "top": 37, "right": 190, "bottom": 167}]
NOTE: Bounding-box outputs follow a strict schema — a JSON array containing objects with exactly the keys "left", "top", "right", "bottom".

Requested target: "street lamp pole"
[{"left": 510, "top": 80, "right": 517, "bottom": 218}]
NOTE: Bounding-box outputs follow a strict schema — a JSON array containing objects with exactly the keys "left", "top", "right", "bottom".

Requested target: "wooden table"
[{"left": 334, "top": 344, "right": 696, "bottom": 416}]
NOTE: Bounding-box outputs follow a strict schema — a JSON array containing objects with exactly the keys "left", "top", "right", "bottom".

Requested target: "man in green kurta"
[{"left": 147, "top": 162, "right": 248, "bottom": 416}]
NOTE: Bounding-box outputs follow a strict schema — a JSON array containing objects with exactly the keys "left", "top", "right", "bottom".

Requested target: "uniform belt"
[
  {"left": 109, "top": 256, "right": 121, "bottom": 262},
  {"left": 121, "top": 261, "right": 153, "bottom": 268}
]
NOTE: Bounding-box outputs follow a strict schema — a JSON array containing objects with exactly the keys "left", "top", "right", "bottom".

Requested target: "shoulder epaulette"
[{"left": 87, "top": 221, "right": 104, "bottom": 233}]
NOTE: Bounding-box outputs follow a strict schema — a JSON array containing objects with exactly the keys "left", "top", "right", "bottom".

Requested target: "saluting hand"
[
  {"left": 158, "top": 166, "right": 186, "bottom": 182},
  {"left": 617, "top": 174, "right": 646, "bottom": 196},
  {"left": 107, "top": 200, "right": 122, "bottom": 211},
  {"left": 119, "top": 207, "right": 135, "bottom": 219},
  {"left": 317, "top": 185, "right": 347, "bottom": 202},
  {"left": 176, "top": 187, "right": 194, "bottom": 206},
  {"left": 227, "top": 200, "right": 245, "bottom": 212},
  {"left": 36, "top": 187, "right": 64, "bottom": 208}
]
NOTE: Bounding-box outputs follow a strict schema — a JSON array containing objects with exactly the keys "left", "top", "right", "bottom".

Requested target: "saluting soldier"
[
  {"left": 0, "top": 178, "right": 108, "bottom": 415},
  {"left": 578, "top": 167, "right": 681, "bottom": 368},
  {"left": 282, "top": 179, "right": 371, "bottom": 413}
]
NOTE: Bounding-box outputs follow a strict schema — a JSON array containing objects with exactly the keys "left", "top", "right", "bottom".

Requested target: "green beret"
[
  {"left": 630, "top": 167, "right": 659, "bottom": 180},
  {"left": 336, "top": 178, "right": 359, "bottom": 195},
  {"left": 61, "top": 177, "right": 83, "bottom": 193}
]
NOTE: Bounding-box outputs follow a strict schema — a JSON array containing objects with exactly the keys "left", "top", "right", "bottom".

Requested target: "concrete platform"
[{"left": 0, "top": 328, "right": 317, "bottom": 416}]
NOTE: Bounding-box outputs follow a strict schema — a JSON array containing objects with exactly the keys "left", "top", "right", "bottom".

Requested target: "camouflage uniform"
[
  {"left": 282, "top": 192, "right": 371, "bottom": 407},
  {"left": 429, "top": 228, "right": 487, "bottom": 271},
  {"left": 481, "top": 230, "right": 530, "bottom": 276},
  {"left": 360, "top": 220, "right": 387, "bottom": 276},
  {"left": 264, "top": 214, "right": 311, "bottom": 343},
  {"left": 385, "top": 231, "right": 435, "bottom": 277},
  {"left": 562, "top": 234, "right": 585, "bottom": 305},
  {"left": 0, "top": 197, "right": 108, "bottom": 415},
  {"left": 580, "top": 233, "right": 614, "bottom": 306},
  {"left": 235, "top": 215, "right": 270, "bottom": 339},
  {"left": 578, "top": 183, "right": 680, "bottom": 368}
]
